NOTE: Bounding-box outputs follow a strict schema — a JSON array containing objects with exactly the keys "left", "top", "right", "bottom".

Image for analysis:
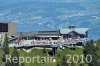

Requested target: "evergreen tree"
[
  {"left": 2, "top": 54, "right": 6, "bottom": 62},
  {"left": 80, "top": 63, "right": 84, "bottom": 66},
  {"left": 3, "top": 33, "right": 9, "bottom": 54},
  {"left": 21, "top": 63, "right": 25, "bottom": 66},
  {"left": 71, "top": 61, "right": 75, "bottom": 66},
  {"left": 61, "top": 56, "right": 68, "bottom": 66},
  {"left": 56, "top": 63, "right": 60, "bottom": 66},
  {"left": 83, "top": 40, "right": 100, "bottom": 66},
  {"left": 2, "top": 33, "right": 9, "bottom": 62},
  {"left": 6, "top": 61, "right": 13, "bottom": 66},
  {"left": 11, "top": 47, "right": 19, "bottom": 66},
  {"left": 43, "top": 47, "right": 46, "bottom": 54}
]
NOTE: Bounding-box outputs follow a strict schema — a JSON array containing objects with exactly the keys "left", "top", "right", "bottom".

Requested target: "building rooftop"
[
  {"left": 60, "top": 28, "right": 89, "bottom": 35},
  {"left": 13, "top": 30, "right": 60, "bottom": 37}
]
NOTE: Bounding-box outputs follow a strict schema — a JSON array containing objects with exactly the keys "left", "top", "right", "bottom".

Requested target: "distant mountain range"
[{"left": 0, "top": 0, "right": 100, "bottom": 40}]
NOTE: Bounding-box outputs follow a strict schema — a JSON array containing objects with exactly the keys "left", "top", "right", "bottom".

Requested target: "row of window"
[{"left": 0, "top": 23, "right": 8, "bottom": 32}]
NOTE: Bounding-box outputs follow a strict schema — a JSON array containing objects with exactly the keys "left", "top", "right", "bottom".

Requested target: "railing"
[
  {"left": 9, "top": 38, "right": 90, "bottom": 47},
  {"left": 63, "top": 38, "right": 89, "bottom": 43}
]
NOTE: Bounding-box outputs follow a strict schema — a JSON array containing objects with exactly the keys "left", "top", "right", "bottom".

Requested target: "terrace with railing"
[{"left": 9, "top": 37, "right": 89, "bottom": 48}]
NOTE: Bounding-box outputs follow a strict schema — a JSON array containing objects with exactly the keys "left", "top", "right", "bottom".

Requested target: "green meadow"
[{"left": 0, "top": 40, "right": 100, "bottom": 66}]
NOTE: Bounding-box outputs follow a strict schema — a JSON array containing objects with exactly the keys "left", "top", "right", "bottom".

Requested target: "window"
[{"left": 0, "top": 23, "right": 8, "bottom": 32}]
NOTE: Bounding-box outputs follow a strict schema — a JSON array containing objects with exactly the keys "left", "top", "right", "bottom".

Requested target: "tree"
[
  {"left": 11, "top": 47, "right": 19, "bottom": 66},
  {"left": 80, "top": 63, "right": 84, "bottom": 66},
  {"left": 6, "top": 61, "right": 13, "bottom": 66},
  {"left": 56, "top": 63, "right": 60, "bottom": 66},
  {"left": 2, "top": 33, "right": 9, "bottom": 62},
  {"left": 3, "top": 33, "right": 9, "bottom": 54},
  {"left": 71, "top": 61, "right": 75, "bottom": 66},
  {"left": 43, "top": 47, "right": 46, "bottom": 54},
  {"left": 83, "top": 40, "right": 100, "bottom": 66},
  {"left": 21, "top": 63, "right": 25, "bottom": 66},
  {"left": 61, "top": 56, "right": 68, "bottom": 66}
]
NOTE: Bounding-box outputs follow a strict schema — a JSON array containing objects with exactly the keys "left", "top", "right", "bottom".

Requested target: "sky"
[
  {"left": 0, "top": 0, "right": 92, "bottom": 5},
  {"left": 0, "top": 0, "right": 100, "bottom": 40}
]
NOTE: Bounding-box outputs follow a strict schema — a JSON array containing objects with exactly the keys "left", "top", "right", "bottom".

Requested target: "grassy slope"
[
  {"left": 9, "top": 47, "right": 87, "bottom": 66},
  {"left": 0, "top": 40, "right": 100, "bottom": 66},
  {"left": 0, "top": 47, "right": 85, "bottom": 66}
]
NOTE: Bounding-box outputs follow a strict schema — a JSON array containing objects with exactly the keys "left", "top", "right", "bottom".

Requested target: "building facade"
[
  {"left": 60, "top": 26, "right": 89, "bottom": 39},
  {"left": 13, "top": 26, "right": 89, "bottom": 41},
  {"left": 0, "top": 23, "right": 16, "bottom": 36},
  {"left": 14, "top": 30, "right": 60, "bottom": 40}
]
